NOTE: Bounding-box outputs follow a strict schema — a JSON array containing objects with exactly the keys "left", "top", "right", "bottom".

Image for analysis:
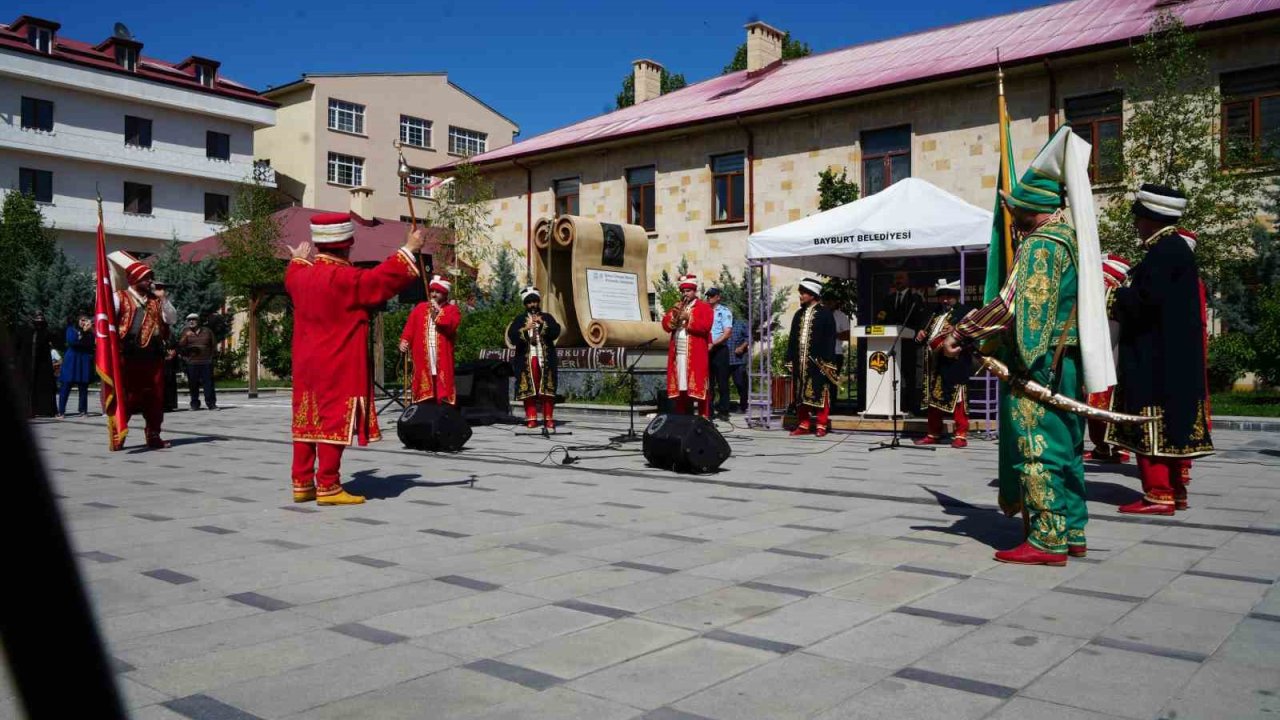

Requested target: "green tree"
[
  {"left": 18, "top": 250, "right": 93, "bottom": 337},
  {"left": 215, "top": 181, "right": 284, "bottom": 394},
  {"left": 486, "top": 245, "right": 521, "bottom": 307},
  {"left": 652, "top": 256, "right": 690, "bottom": 313},
  {"left": 1096, "top": 12, "right": 1262, "bottom": 286},
  {"left": 1215, "top": 188, "right": 1280, "bottom": 334},
  {"left": 615, "top": 69, "right": 688, "bottom": 110},
  {"left": 151, "top": 238, "right": 229, "bottom": 338},
  {"left": 723, "top": 32, "right": 811, "bottom": 74},
  {"left": 1252, "top": 285, "right": 1280, "bottom": 387},
  {"left": 817, "top": 168, "right": 860, "bottom": 211},
  {"left": 715, "top": 264, "right": 788, "bottom": 332},
  {"left": 0, "top": 190, "right": 57, "bottom": 328},
  {"left": 426, "top": 161, "right": 496, "bottom": 280}
]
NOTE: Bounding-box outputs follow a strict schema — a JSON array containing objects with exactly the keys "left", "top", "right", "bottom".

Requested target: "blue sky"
[{"left": 23, "top": 0, "right": 1050, "bottom": 139}]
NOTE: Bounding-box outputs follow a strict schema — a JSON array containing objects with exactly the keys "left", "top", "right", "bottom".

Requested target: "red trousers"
[
  {"left": 292, "top": 442, "right": 346, "bottom": 496},
  {"left": 122, "top": 356, "right": 165, "bottom": 441},
  {"left": 523, "top": 397, "right": 554, "bottom": 421},
  {"left": 926, "top": 401, "right": 968, "bottom": 439},
  {"left": 796, "top": 401, "right": 830, "bottom": 430},
  {"left": 674, "top": 393, "right": 711, "bottom": 418},
  {"left": 1137, "top": 455, "right": 1192, "bottom": 505}
]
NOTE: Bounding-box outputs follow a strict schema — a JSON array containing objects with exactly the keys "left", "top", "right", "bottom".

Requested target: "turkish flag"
[{"left": 93, "top": 203, "right": 129, "bottom": 451}]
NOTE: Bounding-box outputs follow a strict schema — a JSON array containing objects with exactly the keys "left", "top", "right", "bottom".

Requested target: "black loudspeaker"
[
  {"left": 642, "top": 413, "right": 731, "bottom": 474},
  {"left": 396, "top": 254, "right": 434, "bottom": 305},
  {"left": 397, "top": 401, "right": 472, "bottom": 452},
  {"left": 455, "top": 359, "right": 514, "bottom": 426}
]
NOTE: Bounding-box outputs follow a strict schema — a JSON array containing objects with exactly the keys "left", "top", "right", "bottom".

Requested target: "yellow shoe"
[
  {"left": 293, "top": 488, "right": 316, "bottom": 503},
  {"left": 317, "top": 489, "right": 365, "bottom": 506}
]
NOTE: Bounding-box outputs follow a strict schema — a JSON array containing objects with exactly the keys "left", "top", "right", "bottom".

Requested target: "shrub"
[{"left": 1207, "top": 332, "right": 1254, "bottom": 392}]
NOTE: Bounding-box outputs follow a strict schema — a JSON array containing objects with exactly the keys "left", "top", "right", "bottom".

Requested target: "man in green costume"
[{"left": 943, "top": 127, "right": 1116, "bottom": 566}]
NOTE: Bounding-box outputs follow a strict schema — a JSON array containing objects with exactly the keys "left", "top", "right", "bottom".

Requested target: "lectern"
[{"left": 852, "top": 325, "right": 915, "bottom": 417}]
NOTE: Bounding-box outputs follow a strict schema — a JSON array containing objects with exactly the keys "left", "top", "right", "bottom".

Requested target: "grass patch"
[
  {"left": 213, "top": 379, "right": 292, "bottom": 390},
  {"left": 1211, "top": 390, "right": 1280, "bottom": 418}
]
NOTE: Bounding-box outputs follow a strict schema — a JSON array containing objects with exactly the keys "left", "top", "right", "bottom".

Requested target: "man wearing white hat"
[
  {"left": 1107, "top": 183, "right": 1213, "bottom": 515},
  {"left": 914, "top": 278, "right": 972, "bottom": 448},
  {"left": 506, "top": 286, "right": 561, "bottom": 429},
  {"left": 661, "top": 274, "right": 714, "bottom": 417},
  {"left": 786, "top": 278, "right": 838, "bottom": 437},
  {"left": 399, "top": 274, "right": 462, "bottom": 406},
  {"left": 178, "top": 312, "right": 218, "bottom": 411},
  {"left": 286, "top": 212, "right": 425, "bottom": 505},
  {"left": 108, "top": 250, "right": 177, "bottom": 449}
]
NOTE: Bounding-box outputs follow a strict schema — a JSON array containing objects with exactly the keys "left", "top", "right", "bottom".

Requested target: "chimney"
[
  {"left": 745, "top": 21, "right": 785, "bottom": 74},
  {"left": 632, "top": 59, "right": 664, "bottom": 104},
  {"left": 349, "top": 187, "right": 374, "bottom": 223}
]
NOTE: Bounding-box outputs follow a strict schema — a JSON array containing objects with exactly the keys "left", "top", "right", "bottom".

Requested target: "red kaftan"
[
  {"left": 661, "top": 299, "right": 713, "bottom": 400},
  {"left": 401, "top": 301, "right": 461, "bottom": 404}
]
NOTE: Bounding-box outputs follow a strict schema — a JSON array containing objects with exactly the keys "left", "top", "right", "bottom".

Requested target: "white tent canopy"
[{"left": 746, "top": 178, "right": 993, "bottom": 278}]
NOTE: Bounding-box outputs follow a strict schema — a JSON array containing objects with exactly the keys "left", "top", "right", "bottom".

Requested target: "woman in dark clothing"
[
  {"left": 58, "top": 315, "right": 95, "bottom": 418},
  {"left": 16, "top": 312, "right": 58, "bottom": 418}
]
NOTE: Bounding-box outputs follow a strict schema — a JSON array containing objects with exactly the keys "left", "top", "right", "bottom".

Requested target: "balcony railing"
[{"left": 252, "top": 160, "right": 276, "bottom": 185}]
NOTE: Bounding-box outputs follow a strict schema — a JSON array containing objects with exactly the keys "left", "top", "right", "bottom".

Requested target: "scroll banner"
[
  {"left": 481, "top": 346, "right": 626, "bottom": 370},
  {"left": 532, "top": 215, "right": 668, "bottom": 349}
]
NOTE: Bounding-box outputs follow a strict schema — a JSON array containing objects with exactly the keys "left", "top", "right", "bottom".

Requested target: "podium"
[{"left": 853, "top": 325, "right": 915, "bottom": 417}]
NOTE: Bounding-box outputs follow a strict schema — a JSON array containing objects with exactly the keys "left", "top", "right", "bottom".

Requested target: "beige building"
[
  {"left": 437, "top": 0, "right": 1279, "bottom": 319},
  {"left": 255, "top": 72, "right": 517, "bottom": 220}
]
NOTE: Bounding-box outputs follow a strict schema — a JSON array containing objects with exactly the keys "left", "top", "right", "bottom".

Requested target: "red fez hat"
[{"left": 310, "top": 212, "right": 355, "bottom": 249}]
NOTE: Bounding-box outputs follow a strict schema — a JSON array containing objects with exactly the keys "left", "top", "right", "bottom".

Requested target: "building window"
[
  {"left": 29, "top": 26, "right": 52, "bottom": 53},
  {"left": 861, "top": 125, "right": 911, "bottom": 195},
  {"left": 449, "top": 126, "right": 487, "bottom": 156},
  {"left": 123, "top": 182, "right": 152, "bottom": 215},
  {"left": 400, "top": 115, "right": 432, "bottom": 149},
  {"left": 405, "top": 168, "right": 433, "bottom": 198},
  {"left": 327, "top": 152, "right": 364, "bottom": 186},
  {"left": 1222, "top": 65, "right": 1280, "bottom": 167},
  {"left": 1065, "top": 91, "right": 1123, "bottom": 182},
  {"left": 206, "top": 131, "right": 231, "bottom": 160},
  {"left": 554, "top": 177, "right": 580, "bottom": 216},
  {"left": 627, "top": 166, "right": 656, "bottom": 231},
  {"left": 195, "top": 64, "right": 215, "bottom": 87},
  {"left": 711, "top": 152, "right": 745, "bottom": 224},
  {"left": 20, "top": 97, "right": 54, "bottom": 132},
  {"left": 125, "top": 116, "right": 152, "bottom": 148},
  {"left": 204, "top": 193, "right": 229, "bottom": 222},
  {"left": 328, "top": 98, "right": 365, "bottom": 135},
  {"left": 115, "top": 44, "right": 138, "bottom": 71},
  {"left": 19, "top": 168, "right": 53, "bottom": 204}
]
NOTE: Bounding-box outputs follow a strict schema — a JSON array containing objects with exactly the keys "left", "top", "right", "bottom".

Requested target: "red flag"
[{"left": 93, "top": 198, "right": 129, "bottom": 450}]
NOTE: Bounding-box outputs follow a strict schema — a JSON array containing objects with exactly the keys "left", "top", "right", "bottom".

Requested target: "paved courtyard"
[{"left": 5, "top": 397, "right": 1280, "bottom": 719}]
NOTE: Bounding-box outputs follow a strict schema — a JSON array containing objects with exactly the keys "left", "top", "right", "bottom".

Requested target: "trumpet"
[{"left": 670, "top": 299, "right": 692, "bottom": 329}]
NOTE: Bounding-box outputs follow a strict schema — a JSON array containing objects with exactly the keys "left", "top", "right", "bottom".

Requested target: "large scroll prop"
[{"left": 532, "top": 215, "right": 668, "bottom": 348}]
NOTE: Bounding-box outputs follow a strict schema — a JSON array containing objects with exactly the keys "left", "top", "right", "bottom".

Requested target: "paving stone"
[
  {"left": 983, "top": 697, "right": 1129, "bottom": 720},
  {"left": 825, "top": 569, "right": 959, "bottom": 609},
  {"left": 288, "top": 666, "right": 534, "bottom": 720},
  {"left": 103, "top": 598, "right": 265, "bottom": 643},
  {"left": 361, "top": 590, "right": 546, "bottom": 638},
  {"left": 807, "top": 611, "right": 980, "bottom": 669},
  {"left": 996, "top": 591, "right": 1138, "bottom": 639},
  {"left": 1098, "top": 602, "right": 1242, "bottom": 657},
  {"left": 1058, "top": 563, "right": 1180, "bottom": 600},
  {"left": 1159, "top": 658, "right": 1280, "bottom": 719},
  {"left": 1021, "top": 644, "right": 1203, "bottom": 718},
  {"left": 724, "top": 596, "right": 882, "bottom": 646},
  {"left": 813, "top": 676, "right": 1003, "bottom": 719},
  {"left": 417, "top": 605, "right": 611, "bottom": 660},
  {"left": 499, "top": 619, "right": 696, "bottom": 680},
  {"left": 1214, "top": 616, "right": 1280, "bottom": 670},
  {"left": 162, "top": 694, "right": 263, "bottom": 720},
  {"left": 462, "top": 687, "right": 639, "bottom": 720},
  {"left": 911, "top": 625, "right": 1086, "bottom": 688},
  {"left": 640, "top": 584, "right": 798, "bottom": 630},
  {"left": 568, "top": 637, "right": 774, "bottom": 710},
  {"left": 582, "top": 573, "right": 731, "bottom": 613},
  {"left": 674, "top": 652, "right": 889, "bottom": 720}
]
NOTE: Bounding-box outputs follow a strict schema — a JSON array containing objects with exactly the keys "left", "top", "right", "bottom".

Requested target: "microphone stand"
[
  {"left": 870, "top": 325, "right": 933, "bottom": 453},
  {"left": 611, "top": 337, "right": 656, "bottom": 443}
]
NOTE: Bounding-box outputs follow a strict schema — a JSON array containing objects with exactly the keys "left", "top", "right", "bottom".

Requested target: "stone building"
[{"left": 436, "top": 0, "right": 1279, "bottom": 319}]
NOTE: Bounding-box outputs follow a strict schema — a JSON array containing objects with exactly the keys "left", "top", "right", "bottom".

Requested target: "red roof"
[
  {"left": 0, "top": 16, "right": 274, "bottom": 107},
  {"left": 181, "top": 207, "right": 454, "bottom": 268},
  {"left": 436, "top": 0, "right": 1279, "bottom": 171}
]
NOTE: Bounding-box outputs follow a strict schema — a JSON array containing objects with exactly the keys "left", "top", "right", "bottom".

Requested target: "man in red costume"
[
  {"left": 286, "top": 212, "right": 424, "bottom": 505},
  {"left": 1085, "top": 254, "right": 1132, "bottom": 463},
  {"left": 661, "top": 274, "right": 713, "bottom": 417},
  {"left": 399, "top": 275, "right": 461, "bottom": 405},
  {"left": 110, "top": 251, "right": 177, "bottom": 449}
]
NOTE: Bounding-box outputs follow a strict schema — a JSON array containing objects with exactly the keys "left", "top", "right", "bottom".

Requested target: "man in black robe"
[
  {"left": 15, "top": 312, "right": 58, "bottom": 418},
  {"left": 1107, "top": 183, "right": 1213, "bottom": 515},
  {"left": 506, "top": 286, "right": 561, "bottom": 430},
  {"left": 914, "top": 279, "right": 973, "bottom": 448},
  {"left": 787, "top": 278, "right": 838, "bottom": 437}
]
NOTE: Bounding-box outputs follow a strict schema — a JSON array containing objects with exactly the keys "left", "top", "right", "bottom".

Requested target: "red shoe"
[
  {"left": 994, "top": 542, "right": 1067, "bottom": 566},
  {"left": 913, "top": 436, "right": 941, "bottom": 446},
  {"left": 1117, "top": 500, "right": 1175, "bottom": 515},
  {"left": 815, "top": 426, "right": 829, "bottom": 438},
  {"left": 146, "top": 437, "right": 171, "bottom": 449},
  {"left": 951, "top": 437, "right": 968, "bottom": 449},
  {"left": 545, "top": 419, "right": 556, "bottom": 432},
  {"left": 525, "top": 418, "right": 539, "bottom": 429},
  {"left": 789, "top": 425, "right": 812, "bottom": 437},
  {"left": 1068, "top": 545, "right": 1087, "bottom": 558}
]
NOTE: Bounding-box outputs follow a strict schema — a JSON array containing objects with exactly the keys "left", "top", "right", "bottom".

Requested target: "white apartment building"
[{"left": 0, "top": 15, "right": 276, "bottom": 266}]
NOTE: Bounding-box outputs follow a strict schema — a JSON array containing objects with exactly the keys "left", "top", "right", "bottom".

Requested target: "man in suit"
[{"left": 877, "top": 271, "right": 927, "bottom": 413}]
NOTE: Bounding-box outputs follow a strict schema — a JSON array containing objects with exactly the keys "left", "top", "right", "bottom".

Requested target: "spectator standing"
[
  {"left": 58, "top": 315, "right": 95, "bottom": 418},
  {"left": 178, "top": 313, "right": 219, "bottom": 411}
]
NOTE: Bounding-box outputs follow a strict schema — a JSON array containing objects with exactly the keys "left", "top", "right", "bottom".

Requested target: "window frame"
[
  {"left": 327, "top": 152, "right": 365, "bottom": 187},
  {"left": 20, "top": 96, "right": 54, "bottom": 132},
  {"left": 710, "top": 152, "right": 746, "bottom": 225},
  {"left": 860, "top": 125, "right": 912, "bottom": 196},
  {"left": 125, "top": 115, "right": 152, "bottom": 148},
  {"left": 203, "top": 192, "right": 229, "bottom": 223},
  {"left": 115, "top": 45, "right": 138, "bottom": 71},
  {"left": 1220, "top": 66, "right": 1280, "bottom": 168},
  {"left": 405, "top": 167, "right": 433, "bottom": 199},
  {"left": 327, "top": 98, "right": 366, "bottom": 135},
  {"left": 195, "top": 64, "right": 215, "bottom": 88},
  {"left": 626, "top": 165, "right": 656, "bottom": 231},
  {"left": 123, "top": 181, "right": 153, "bottom": 215},
  {"left": 19, "top": 167, "right": 53, "bottom": 204},
  {"left": 554, "top": 177, "right": 580, "bottom": 217},
  {"left": 448, "top": 126, "right": 487, "bottom": 156},
  {"left": 1064, "top": 91, "right": 1124, "bottom": 183},
  {"left": 206, "top": 130, "right": 231, "bottom": 161},
  {"left": 30, "top": 26, "right": 52, "bottom": 53},
  {"left": 400, "top": 114, "right": 433, "bottom": 149}
]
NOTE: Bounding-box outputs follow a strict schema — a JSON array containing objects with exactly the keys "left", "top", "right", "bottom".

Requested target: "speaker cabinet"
[
  {"left": 397, "top": 401, "right": 472, "bottom": 452},
  {"left": 642, "top": 413, "right": 731, "bottom": 474}
]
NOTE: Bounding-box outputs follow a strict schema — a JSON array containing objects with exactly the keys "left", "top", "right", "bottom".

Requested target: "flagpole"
[{"left": 997, "top": 51, "right": 1015, "bottom": 277}]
